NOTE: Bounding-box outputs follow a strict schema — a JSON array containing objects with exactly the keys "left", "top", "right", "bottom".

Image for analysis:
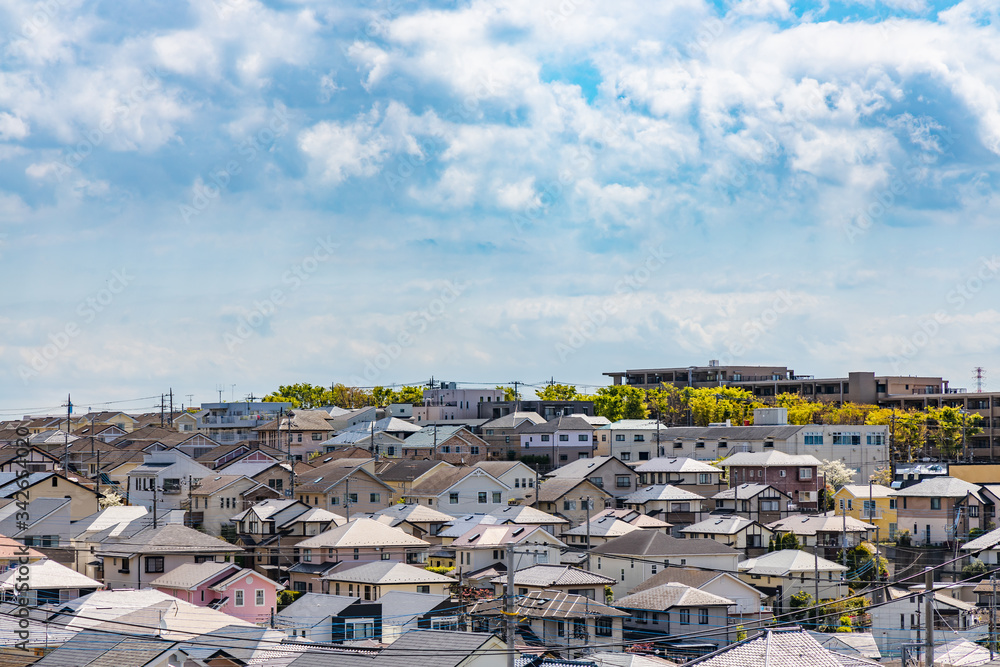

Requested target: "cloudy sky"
[{"left": 1, "top": 0, "right": 999, "bottom": 413}]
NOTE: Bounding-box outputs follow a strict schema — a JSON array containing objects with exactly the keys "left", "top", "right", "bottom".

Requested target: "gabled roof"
[
  {"left": 718, "top": 451, "right": 822, "bottom": 467},
  {"left": 491, "top": 564, "right": 615, "bottom": 587},
  {"left": 481, "top": 412, "right": 546, "bottom": 429},
  {"left": 684, "top": 628, "right": 880, "bottom": 667},
  {"left": 489, "top": 504, "right": 568, "bottom": 525},
  {"left": 296, "top": 459, "right": 393, "bottom": 495},
  {"left": 376, "top": 591, "right": 451, "bottom": 625},
  {"left": 0, "top": 558, "right": 102, "bottom": 590},
  {"left": 533, "top": 477, "right": 612, "bottom": 503},
  {"left": 520, "top": 416, "right": 597, "bottom": 434},
  {"left": 275, "top": 592, "right": 359, "bottom": 621},
  {"left": 321, "top": 561, "right": 455, "bottom": 585},
  {"left": 962, "top": 525, "right": 1000, "bottom": 551},
  {"left": 28, "top": 630, "right": 177, "bottom": 667},
  {"left": 149, "top": 561, "right": 237, "bottom": 589},
  {"left": 712, "top": 483, "right": 789, "bottom": 500},
  {"left": 400, "top": 425, "right": 471, "bottom": 448},
  {"left": 562, "top": 516, "right": 638, "bottom": 538},
  {"left": 634, "top": 457, "right": 722, "bottom": 474},
  {"left": 469, "top": 589, "right": 627, "bottom": 620},
  {"left": 190, "top": 474, "right": 263, "bottom": 496},
  {"left": 592, "top": 509, "right": 673, "bottom": 529},
  {"left": 95, "top": 523, "right": 242, "bottom": 557},
  {"left": 628, "top": 566, "right": 760, "bottom": 597},
  {"left": 894, "top": 476, "right": 984, "bottom": 499},
  {"left": 738, "top": 549, "right": 847, "bottom": 576},
  {"left": 296, "top": 518, "right": 429, "bottom": 549},
  {"left": 837, "top": 484, "right": 895, "bottom": 499},
  {"left": 408, "top": 466, "right": 509, "bottom": 496},
  {"left": 374, "top": 503, "right": 454, "bottom": 524},
  {"left": 625, "top": 484, "right": 705, "bottom": 504},
  {"left": 451, "top": 524, "right": 564, "bottom": 549},
  {"left": 614, "top": 582, "right": 735, "bottom": 610},
  {"left": 591, "top": 531, "right": 737, "bottom": 557},
  {"left": 682, "top": 515, "right": 762, "bottom": 536},
  {"left": 546, "top": 456, "right": 628, "bottom": 479},
  {"left": 767, "top": 514, "right": 874, "bottom": 535}
]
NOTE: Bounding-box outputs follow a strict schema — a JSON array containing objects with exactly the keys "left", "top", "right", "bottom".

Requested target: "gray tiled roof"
[
  {"left": 31, "top": 631, "right": 174, "bottom": 667},
  {"left": 491, "top": 564, "right": 615, "bottom": 587},
  {"left": 275, "top": 592, "right": 359, "bottom": 620},
  {"left": 614, "top": 582, "right": 734, "bottom": 611},
  {"left": 590, "top": 530, "right": 738, "bottom": 557},
  {"left": 376, "top": 459, "right": 450, "bottom": 482},
  {"left": 546, "top": 456, "right": 624, "bottom": 479},
  {"left": 684, "top": 627, "right": 881, "bottom": 667},
  {"left": 286, "top": 629, "right": 503, "bottom": 667},
  {"left": 481, "top": 412, "right": 546, "bottom": 429},
  {"left": 375, "top": 591, "right": 450, "bottom": 625},
  {"left": 489, "top": 504, "right": 568, "bottom": 524},
  {"left": 470, "top": 589, "right": 628, "bottom": 619},
  {"left": 894, "top": 476, "right": 984, "bottom": 499},
  {"left": 520, "top": 416, "right": 597, "bottom": 434},
  {"left": 718, "top": 450, "right": 822, "bottom": 467},
  {"left": 95, "top": 523, "right": 242, "bottom": 557},
  {"left": 634, "top": 458, "right": 722, "bottom": 474},
  {"left": 625, "top": 485, "right": 706, "bottom": 503},
  {"left": 712, "top": 483, "right": 787, "bottom": 500},
  {"left": 321, "top": 561, "right": 455, "bottom": 585}
]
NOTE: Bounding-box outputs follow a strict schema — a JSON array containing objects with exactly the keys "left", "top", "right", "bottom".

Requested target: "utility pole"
[
  {"left": 925, "top": 567, "right": 934, "bottom": 667},
  {"left": 990, "top": 572, "right": 997, "bottom": 660},
  {"left": 188, "top": 475, "right": 193, "bottom": 527},
  {"left": 160, "top": 394, "right": 165, "bottom": 427},
  {"left": 96, "top": 448, "right": 101, "bottom": 513},
  {"left": 583, "top": 496, "right": 592, "bottom": 570},
  {"left": 152, "top": 485, "right": 158, "bottom": 529},
  {"left": 505, "top": 543, "right": 517, "bottom": 667},
  {"left": 63, "top": 393, "right": 72, "bottom": 473},
  {"left": 169, "top": 388, "right": 173, "bottom": 426},
  {"left": 842, "top": 501, "right": 848, "bottom": 567},
  {"left": 814, "top": 547, "right": 820, "bottom": 628},
  {"left": 286, "top": 409, "right": 295, "bottom": 499}
]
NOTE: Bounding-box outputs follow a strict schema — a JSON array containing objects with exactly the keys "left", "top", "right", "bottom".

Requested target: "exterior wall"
[
  {"left": 25, "top": 477, "right": 101, "bottom": 521},
  {"left": 324, "top": 580, "right": 452, "bottom": 599},
  {"left": 157, "top": 574, "right": 278, "bottom": 624},
  {"left": 190, "top": 479, "right": 265, "bottom": 535},
  {"left": 712, "top": 491, "right": 790, "bottom": 525},
  {"left": 895, "top": 494, "right": 986, "bottom": 545},
  {"left": 595, "top": 428, "right": 668, "bottom": 463},
  {"left": 414, "top": 388, "right": 504, "bottom": 422},
  {"left": 728, "top": 464, "right": 821, "bottom": 509},
  {"left": 101, "top": 552, "right": 233, "bottom": 589},
  {"left": 297, "top": 475, "right": 393, "bottom": 515},
  {"left": 636, "top": 470, "right": 723, "bottom": 497},
  {"left": 418, "top": 474, "right": 511, "bottom": 514},
  {"left": 484, "top": 463, "right": 537, "bottom": 501},
  {"left": 737, "top": 571, "right": 846, "bottom": 612},
  {"left": 551, "top": 460, "right": 636, "bottom": 499},
  {"left": 127, "top": 453, "right": 215, "bottom": 511},
  {"left": 457, "top": 544, "right": 562, "bottom": 575},
  {"left": 400, "top": 434, "right": 489, "bottom": 465},
  {"left": 833, "top": 488, "right": 898, "bottom": 539},
  {"left": 0, "top": 449, "right": 58, "bottom": 473},
  {"left": 523, "top": 617, "right": 623, "bottom": 659},
  {"left": 685, "top": 526, "right": 773, "bottom": 552},
  {"left": 621, "top": 605, "right": 731, "bottom": 648},
  {"left": 520, "top": 430, "right": 595, "bottom": 463},
  {"left": 595, "top": 552, "right": 740, "bottom": 598}
]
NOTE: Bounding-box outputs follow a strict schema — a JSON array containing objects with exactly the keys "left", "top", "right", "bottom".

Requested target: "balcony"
[{"left": 861, "top": 509, "right": 883, "bottom": 520}]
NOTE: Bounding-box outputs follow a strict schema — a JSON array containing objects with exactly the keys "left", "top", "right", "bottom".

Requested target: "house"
[
  {"left": 0, "top": 471, "right": 103, "bottom": 521},
  {"left": 377, "top": 591, "right": 457, "bottom": 642},
  {"left": 716, "top": 451, "right": 824, "bottom": 511},
  {"left": 591, "top": 508, "right": 673, "bottom": 532},
  {"left": 150, "top": 561, "right": 282, "bottom": 624},
  {"left": 545, "top": 456, "right": 638, "bottom": 500},
  {"left": 682, "top": 627, "right": 883, "bottom": 667},
  {"left": 593, "top": 419, "right": 673, "bottom": 463},
  {"left": 468, "top": 589, "right": 628, "bottom": 659},
  {"left": 95, "top": 523, "right": 243, "bottom": 589},
  {"left": 710, "top": 483, "right": 791, "bottom": 525},
  {"left": 414, "top": 385, "right": 505, "bottom": 422},
  {"left": 561, "top": 516, "right": 639, "bottom": 548},
  {"left": 519, "top": 416, "right": 597, "bottom": 465},
  {"left": 867, "top": 586, "right": 980, "bottom": 658},
  {"left": 680, "top": 516, "right": 774, "bottom": 553},
  {"left": 528, "top": 477, "right": 614, "bottom": 527},
  {"left": 196, "top": 442, "right": 283, "bottom": 470},
  {"left": 0, "top": 497, "right": 73, "bottom": 561},
  {"left": 232, "top": 498, "right": 343, "bottom": 577},
  {"left": 69, "top": 505, "right": 158, "bottom": 576},
  {"left": 590, "top": 530, "right": 740, "bottom": 598},
  {"left": 219, "top": 457, "right": 296, "bottom": 496},
  {"left": 295, "top": 457, "right": 396, "bottom": 515},
  {"left": 623, "top": 485, "right": 708, "bottom": 532},
  {"left": 473, "top": 461, "right": 540, "bottom": 501},
  {"left": 451, "top": 525, "right": 566, "bottom": 583},
  {"left": 399, "top": 425, "right": 490, "bottom": 464},
  {"left": 633, "top": 457, "right": 724, "bottom": 495},
  {"left": 0, "top": 446, "right": 60, "bottom": 473},
  {"left": 320, "top": 417, "right": 421, "bottom": 457},
  {"left": 321, "top": 561, "right": 454, "bottom": 599},
  {"left": 766, "top": 514, "right": 875, "bottom": 561},
  {"left": 185, "top": 474, "right": 282, "bottom": 535},
  {"left": 479, "top": 412, "right": 546, "bottom": 460},
  {"left": 963, "top": 525, "right": 1000, "bottom": 566},
  {"left": 284, "top": 629, "right": 509, "bottom": 667},
  {"left": 373, "top": 503, "right": 455, "bottom": 541},
  {"left": 126, "top": 450, "right": 215, "bottom": 511},
  {"left": 488, "top": 505, "right": 568, "bottom": 534},
  {"left": 614, "top": 583, "right": 735, "bottom": 650},
  {"left": 490, "top": 564, "right": 615, "bottom": 600},
  {"left": 26, "top": 630, "right": 190, "bottom": 667},
  {"left": 288, "top": 518, "right": 430, "bottom": 593},
  {"left": 736, "top": 549, "right": 847, "bottom": 614},
  {"left": 832, "top": 484, "right": 898, "bottom": 540},
  {"left": 0, "top": 534, "right": 45, "bottom": 571},
  {"left": 0, "top": 558, "right": 102, "bottom": 605},
  {"left": 628, "top": 566, "right": 766, "bottom": 620},
  {"left": 376, "top": 459, "right": 454, "bottom": 497},
  {"left": 894, "top": 476, "right": 987, "bottom": 545},
  {"left": 275, "top": 592, "right": 380, "bottom": 643},
  {"left": 252, "top": 408, "right": 337, "bottom": 458},
  {"left": 403, "top": 466, "right": 512, "bottom": 514}
]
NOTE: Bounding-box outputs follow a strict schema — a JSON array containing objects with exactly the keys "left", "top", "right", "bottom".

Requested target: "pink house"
[{"left": 150, "top": 561, "right": 283, "bottom": 624}]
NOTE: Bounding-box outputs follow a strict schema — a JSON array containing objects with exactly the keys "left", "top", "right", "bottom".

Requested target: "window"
[
  {"left": 195, "top": 555, "right": 215, "bottom": 563},
  {"left": 779, "top": 470, "right": 786, "bottom": 477},
  {"left": 680, "top": 609, "right": 690, "bottom": 625},
  {"left": 616, "top": 476, "right": 631, "bottom": 488},
  {"left": 695, "top": 441, "right": 705, "bottom": 449},
  {"left": 832, "top": 432, "right": 862, "bottom": 445},
  {"left": 931, "top": 498, "right": 941, "bottom": 510},
  {"left": 492, "top": 491, "right": 502, "bottom": 503},
  {"left": 348, "top": 493, "right": 358, "bottom": 503},
  {"left": 302, "top": 549, "right": 312, "bottom": 562},
  {"left": 890, "top": 499, "right": 897, "bottom": 509},
  {"left": 541, "top": 435, "right": 550, "bottom": 442},
  {"left": 804, "top": 432, "right": 823, "bottom": 445},
  {"left": 573, "top": 618, "right": 587, "bottom": 638},
  {"left": 699, "top": 608, "right": 709, "bottom": 625},
  {"left": 381, "top": 552, "right": 390, "bottom": 560},
  {"left": 144, "top": 557, "right": 164, "bottom": 574},
  {"left": 564, "top": 500, "right": 577, "bottom": 511},
  {"left": 620, "top": 452, "right": 631, "bottom": 461},
  {"left": 798, "top": 468, "right": 812, "bottom": 480},
  {"left": 556, "top": 621, "right": 565, "bottom": 637},
  {"left": 414, "top": 585, "right": 431, "bottom": 594},
  {"left": 615, "top": 434, "right": 625, "bottom": 441},
  {"left": 595, "top": 618, "right": 612, "bottom": 636},
  {"left": 312, "top": 433, "right": 322, "bottom": 440},
  {"left": 698, "top": 473, "right": 711, "bottom": 484},
  {"left": 255, "top": 589, "right": 265, "bottom": 606},
  {"left": 478, "top": 492, "right": 488, "bottom": 504},
  {"left": 632, "top": 434, "right": 644, "bottom": 442},
  {"left": 559, "top": 434, "right": 569, "bottom": 441},
  {"left": 589, "top": 476, "right": 603, "bottom": 488},
  {"left": 579, "top": 434, "right": 589, "bottom": 441},
  {"left": 345, "top": 619, "right": 375, "bottom": 640},
  {"left": 353, "top": 548, "right": 359, "bottom": 560},
  {"left": 471, "top": 446, "right": 479, "bottom": 455},
  {"left": 970, "top": 505, "right": 980, "bottom": 517},
  {"left": 867, "top": 433, "right": 885, "bottom": 446},
  {"left": 235, "top": 590, "right": 244, "bottom": 607},
  {"left": 370, "top": 493, "right": 380, "bottom": 503},
  {"left": 450, "top": 493, "right": 459, "bottom": 504},
  {"left": 760, "top": 500, "right": 779, "bottom": 511}
]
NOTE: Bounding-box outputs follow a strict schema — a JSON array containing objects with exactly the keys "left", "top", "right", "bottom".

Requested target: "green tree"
[
  {"left": 393, "top": 386, "right": 425, "bottom": 405},
  {"left": 789, "top": 590, "right": 813, "bottom": 622},
  {"left": 496, "top": 385, "right": 521, "bottom": 402},
  {"left": 593, "top": 385, "right": 649, "bottom": 421},
  {"left": 780, "top": 532, "right": 800, "bottom": 550},
  {"left": 683, "top": 386, "right": 761, "bottom": 427},
  {"left": 926, "top": 405, "right": 984, "bottom": 460},
  {"left": 775, "top": 393, "right": 826, "bottom": 425},
  {"left": 962, "top": 558, "right": 988, "bottom": 581},
  {"left": 869, "top": 465, "right": 892, "bottom": 486},
  {"left": 645, "top": 384, "right": 689, "bottom": 425},
  {"left": 866, "top": 408, "right": 928, "bottom": 463},
  {"left": 536, "top": 384, "right": 580, "bottom": 400},
  {"left": 264, "top": 383, "right": 375, "bottom": 409}
]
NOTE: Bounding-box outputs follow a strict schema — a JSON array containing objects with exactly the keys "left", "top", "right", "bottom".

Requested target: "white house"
[
  {"left": 404, "top": 466, "right": 512, "bottom": 514},
  {"left": 127, "top": 450, "right": 215, "bottom": 511}
]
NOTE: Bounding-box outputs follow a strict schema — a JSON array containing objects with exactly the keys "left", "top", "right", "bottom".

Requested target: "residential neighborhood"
[{"left": 4, "top": 368, "right": 1000, "bottom": 666}]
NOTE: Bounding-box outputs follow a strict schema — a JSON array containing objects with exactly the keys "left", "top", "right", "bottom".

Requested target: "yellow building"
[{"left": 833, "top": 484, "right": 897, "bottom": 540}]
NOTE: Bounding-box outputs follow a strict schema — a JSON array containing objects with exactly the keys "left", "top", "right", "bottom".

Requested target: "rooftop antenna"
[
  {"left": 216, "top": 385, "right": 225, "bottom": 403},
  {"left": 974, "top": 367, "right": 986, "bottom": 393},
  {"left": 186, "top": 394, "right": 194, "bottom": 407}
]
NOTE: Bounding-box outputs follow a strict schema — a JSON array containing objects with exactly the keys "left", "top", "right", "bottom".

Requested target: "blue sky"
[{"left": 1, "top": 0, "right": 999, "bottom": 413}]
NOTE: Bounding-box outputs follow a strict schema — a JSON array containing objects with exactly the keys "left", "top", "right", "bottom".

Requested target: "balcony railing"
[{"left": 862, "top": 509, "right": 883, "bottom": 520}]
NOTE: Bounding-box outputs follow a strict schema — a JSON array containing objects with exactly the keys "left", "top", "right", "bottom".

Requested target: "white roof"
[
  {"left": 681, "top": 515, "right": 759, "bottom": 536},
  {"left": 0, "top": 559, "right": 102, "bottom": 590},
  {"left": 838, "top": 484, "right": 895, "bottom": 499},
  {"left": 719, "top": 451, "right": 822, "bottom": 467},
  {"left": 739, "top": 549, "right": 847, "bottom": 576},
  {"left": 635, "top": 457, "right": 722, "bottom": 474},
  {"left": 296, "top": 517, "right": 430, "bottom": 549}
]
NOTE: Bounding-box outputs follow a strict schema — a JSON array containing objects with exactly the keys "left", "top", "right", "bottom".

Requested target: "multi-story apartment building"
[
  {"left": 717, "top": 451, "right": 824, "bottom": 511},
  {"left": 477, "top": 400, "right": 596, "bottom": 420},
  {"left": 412, "top": 383, "right": 504, "bottom": 422},
  {"left": 192, "top": 402, "right": 292, "bottom": 446}
]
